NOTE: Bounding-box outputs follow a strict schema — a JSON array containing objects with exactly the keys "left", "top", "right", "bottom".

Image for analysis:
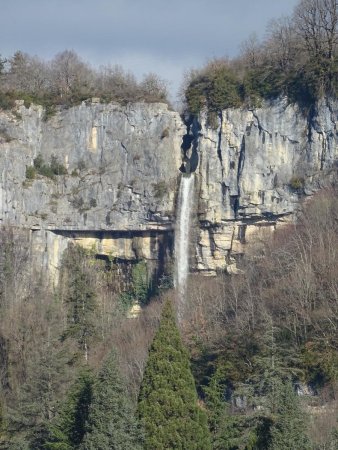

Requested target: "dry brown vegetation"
[
  {"left": 179, "top": 186, "right": 338, "bottom": 446},
  {"left": 0, "top": 50, "right": 169, "bottom": 113}
]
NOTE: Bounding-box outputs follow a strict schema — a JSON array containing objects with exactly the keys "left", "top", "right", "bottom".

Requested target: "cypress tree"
[
  {"left": 80, "top": 350, "right": 142, "bottom": 450},
  {"left": 138, "top": 300, "right": 211, "bottom": 450}
]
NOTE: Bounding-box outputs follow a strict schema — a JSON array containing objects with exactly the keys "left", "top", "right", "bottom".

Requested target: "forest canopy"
[
  {"left": 0, "top": 49, "right": 169, "bottom": 112},
  {"left": 183, "top": 0, "right": 338, "bottom": 113}
]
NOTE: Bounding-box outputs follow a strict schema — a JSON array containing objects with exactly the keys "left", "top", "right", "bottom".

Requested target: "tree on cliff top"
[{"left": 138, "top": 300, "right": 211, "bottom": 450}]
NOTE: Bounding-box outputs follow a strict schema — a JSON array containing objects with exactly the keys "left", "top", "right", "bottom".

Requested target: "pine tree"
[
  {"left": 46, "top": 369, "right": 94, "bottom": 450},
  {"left": 80, "top": 351, "right": 142, "bottom": 450},
  {"left": 61, "top": 244, "right": 96, "bottom": 361},
  {"left": 138, "top": 300, "right": 211, "bottom": 450},
  {"left": 269, "top": 380, "right": 311, "bottom": 450},
  {"left": 4, "top": 329, "right": 73, "bottom": 449},
  {"left": 204, "top": 363, "right": 267, "bottom": 450}
]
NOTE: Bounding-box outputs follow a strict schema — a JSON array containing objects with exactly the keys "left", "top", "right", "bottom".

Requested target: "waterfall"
[{"left": 174, "top": 173, "right": 195, "bottom": 318}]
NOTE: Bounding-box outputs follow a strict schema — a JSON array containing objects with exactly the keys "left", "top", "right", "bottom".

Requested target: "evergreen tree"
[
  {"left": 3, "top": 330, "right": 73, "bottom": 449},
  {"left": 204, "top": 364, "right": 269, "bottom": 450},
  {"left": 46, "top": 369, "right": 94, "bottom": 450},
  {"left": 80, "top": 350, "right": 142, "bottom": 450},
  {"left": 138, "top": 300, "right": 211, "bottom": 450},
  {"left": 269, "top": 380, "right": 311, "bottom": 450},
  {"left": 61, "top": 244, "right": 96, "bottom": 361},
  {"left": 205, "top": 365, "right": 249, "bottom": 450}
]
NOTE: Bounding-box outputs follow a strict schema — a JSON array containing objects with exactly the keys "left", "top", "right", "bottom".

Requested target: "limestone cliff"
[
  {"left": 194, "top": 98, "right": 338, "bottom": 273},
  {"left": 0, "top": 101, "right": 184, "bottom": 278},
  {"left": 0, "top": 98, "right": 337, "bottom": 278}
]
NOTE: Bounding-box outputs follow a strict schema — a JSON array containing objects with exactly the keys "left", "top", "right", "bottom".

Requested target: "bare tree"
[
  {"left": 3, "top": 51, "right": 50, "bottom": 94},
  {"left": 140, "top": 72, "right": 169, "bottom": 102},
  {"left": 96, "top": 64, "right": 139, "bottom": 101},
  {"left": 50, "top": 50, "right": 94, "bottom": 98},
  {"left": 265, "top": 17, "right": 299, "bottom": 72},
  {"left": 293, "top": 0, "right": 338, "bottom": 61},
  {"left": 240, "top": 33, "right": 263, "bottom": 69}
]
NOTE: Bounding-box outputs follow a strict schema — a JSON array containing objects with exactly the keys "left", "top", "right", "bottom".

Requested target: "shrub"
[
  {"left": 25, "top": 166, "right": 36, "bottom": 180},
  {"left": 0, "top": 92, "right": 16, "bottom": 110},
  {"left": 50, "top": 154, "right": 67, "bottom": 175},
  {"left": 152, "top": 181, "right": 167, "bottom": 199},
  {"left": 289, "top": 176, "right": 305, "bottom": 190},
  {"left": 33, "top": 154, "right": 44, "bottom": 171},
  {"left": 185, "top": 60, "right": 242, "bottom": 115},
  {"left": 0, "top": 127, "right": 13, "bottom": 143},
  {"left": 33, "top": 153, "right": 67, "bottom": 179},
  {"left": 89, "top": 198, "right": 97, "bottom": 208}
]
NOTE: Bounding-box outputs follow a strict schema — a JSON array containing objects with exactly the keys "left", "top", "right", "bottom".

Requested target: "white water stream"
[{"left": 174, "top": 174, "right": 195, "bottom": 318}]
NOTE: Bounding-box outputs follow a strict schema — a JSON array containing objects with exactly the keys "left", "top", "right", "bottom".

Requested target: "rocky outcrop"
[
  {"left": 0, "top": 98, "right": 337, "bottom": 279},
  {"left": 0, "top": 101, "right": 184, "bottom": 280},
  {"left": 194, "top": 98, "right": 338, "bottom": 272}
]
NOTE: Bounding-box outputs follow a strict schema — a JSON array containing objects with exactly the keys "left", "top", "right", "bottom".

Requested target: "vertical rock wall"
[
  {"left": 194, "top": 98, "right": 338, "bottom": 273},
  {"left": 0, "top": 98, "right": 337, "bottom": 278}
]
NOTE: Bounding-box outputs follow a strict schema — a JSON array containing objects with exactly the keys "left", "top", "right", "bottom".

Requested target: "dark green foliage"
[
  {"left": 185, "top": 62, "right": 242, "bottom": 116},
  {"left": 46, "top": 369, "right": 94, "bottom": 449},
  {"left": 204, "top": 365, "right": 244, "bottom": 450},
  {"left": 61, "top": 244, "right": 96, "bottom": 360},
  {"left": 131, "top": 261, "right": 149, "bottom": 305},
  {"left": 207, "top": 65, "right": 242, "bottom": 111},
  {"left": 25, "top": 165, "right": 36, "bottom": 180},
  {"left": 118, "top": 260, "right": 150, "bottom": 310},
  {"left": 80, "top": 351, "right": 142, "bottom": 450},
  {"left": 50, "top": 155, "right": 68, "bottom": 176},
  {"left": 270, "top": 380, "right": 311, "bottom": 450},
  {"left": 4, "top": 331, "right": 73, "bottom": 449},
  {"left": 152, "top": 181, "right": 168, "bottom": 200},
  {"left": 0, "top": 92, "right": 17, "bottom": 110},
  {"left": 242, "top": 67, "right": 283, "bottom": 105},
  {"left": 138, "top": 301, "right": 211, "bottom": 450},
  {"left": 33, "top": 154, "right": 67, "bottom": 179},
  {"left": 204, "top": 363, "right": 272, "bottom": 450},
  {"left": 289, "top": 175, "right": 305, "bottom": 191}
]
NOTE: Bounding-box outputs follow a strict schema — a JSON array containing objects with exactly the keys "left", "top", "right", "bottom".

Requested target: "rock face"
[
  {"left": 194, "top": 98, "right": 338, "bottom": 273},
  {"left": 0, "top": 98, "right": 337, "bottom": 279},
  {"left": 0, "top": 101, "right": 184, "bottom": 280}
]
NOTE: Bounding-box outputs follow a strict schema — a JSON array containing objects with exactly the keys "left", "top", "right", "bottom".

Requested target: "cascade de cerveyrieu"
[{"left": 174, "top": 173, "right": 195, "bottom": 320}]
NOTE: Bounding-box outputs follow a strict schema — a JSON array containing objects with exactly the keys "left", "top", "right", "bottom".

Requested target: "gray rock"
[{"left": 0, "top": 98, "right": 337, "bottom": 278}]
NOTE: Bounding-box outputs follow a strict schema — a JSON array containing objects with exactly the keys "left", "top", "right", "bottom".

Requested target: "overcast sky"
[{"left": 0, "top": 0, "right": 299, "bottom": 100}]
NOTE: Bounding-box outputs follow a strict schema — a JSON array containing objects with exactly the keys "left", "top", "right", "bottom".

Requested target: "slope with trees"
[{"left": 138, "top": 300, "right": 211, "bottom": 450}]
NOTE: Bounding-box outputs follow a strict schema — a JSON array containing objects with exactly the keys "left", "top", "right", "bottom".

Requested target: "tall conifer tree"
[
  {"left": 46, "top": 369, "right": 94, "bottom": 449},
  {"left": 80, "top": 351, "right": 142, "bottom": 450},
  {"left": 138, "top": 301, "right": 211, "bottom": 450},
  {"left": 61, "top": 244, "right": 96, "bottom": 361},
  {"left": 270, "top": 380, "right": 311, "bottom": 450}
]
